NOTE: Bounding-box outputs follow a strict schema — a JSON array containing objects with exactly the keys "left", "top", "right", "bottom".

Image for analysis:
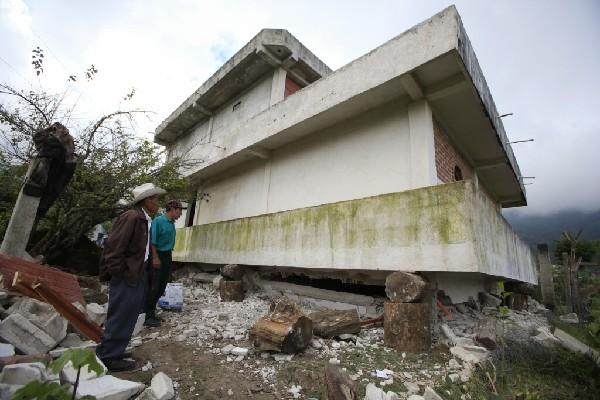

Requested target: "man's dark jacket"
[{"left": 99, "top": 207, "right": 150, "bottom": 286}]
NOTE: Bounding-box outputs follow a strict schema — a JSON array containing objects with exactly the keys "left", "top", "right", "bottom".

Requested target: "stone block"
[
  {"left": 151, "top": 372, "right": 175, "bottom": 400},
  {"left": 0, "top": 362, "right": 56, "bottom": 385},
  {"left": 0, "top": 313, "right": 57, "bottom": 354},
  {"left": 423, "top": 387, "right": 443, "bottom": 400},
  {"left": 86, "top": 303, "right": 107, "bottom": 325},
  {"left": 450, "top": 345, "right": 489, "bottom": 364},
  {"left": 60, "top": 355, "right": 107, "bottom": 384},
  {"left": 0, "top": 343, "right": 15, "bottom": 357},
  {"left": 8, "top": 298, "right": 67, "bottom": 343},
  {"left": 76, "top": 375, "right": 145, "bottom": 400}
]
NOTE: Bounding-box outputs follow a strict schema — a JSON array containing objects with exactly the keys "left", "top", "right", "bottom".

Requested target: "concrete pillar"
[
  {"left": 0, "top": 165, "right": 38, "bottom": 261},
  {"left": 537, "top": 244, "right": 555, "bottom": 308},
  {"left": 407, "top": 100, "right": 437, "bottom": 188},
  {"left": 269, "top": 68, "right": 287, "bottom": 106}
]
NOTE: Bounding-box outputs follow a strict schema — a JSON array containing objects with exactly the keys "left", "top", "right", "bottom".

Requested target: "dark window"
[{"left": 454, "top": 165, "right": 463, "bottom": 181}]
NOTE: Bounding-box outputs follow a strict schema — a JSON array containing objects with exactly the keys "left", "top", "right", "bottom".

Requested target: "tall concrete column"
[
  {"left": 0, "top": 164, "right": 38, "bottom": 261},
  {"left": 269, "top": 68, "right": 287, "bottom": 106},
  {"left": 407, "top": 99, "right": 437, "bottom": 188},
  {"left": 537, "top": 243, "right": 555, "bottom": 308}
]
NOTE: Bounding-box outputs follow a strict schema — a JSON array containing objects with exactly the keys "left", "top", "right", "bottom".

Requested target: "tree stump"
[
  {"left": 219, "top": 280, "right": 244, "bottom": 302},
  {"left": 249, "top": 297, "right": 312, "bottom": 354},
  {"left": 385, "top": 272, "right": 428, "bottom": 303},
  {"left": 474, "top": 319, "right": 497, "bottom": 350},
  {"left": 325, "top": 365, "right": 356, "bottom": 400},
  {"left": 220, "top": 264, "right": 245, "bottom": 281},
  {"left": 309, "top": 309, "right": 360, "bottom": 338},
  {"left": 383, "top": 302, "right": 430, "bottom": 352}
]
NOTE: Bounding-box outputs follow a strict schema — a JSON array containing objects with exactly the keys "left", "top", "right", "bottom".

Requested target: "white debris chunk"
[
  {"left": 230, "top": 346, "right": 249, "bottom": 356},
  {"left": 423, "top": 387, "right": 444, "bottom": 400},
  {"left": 0, "top": 343, "right": 15, "bottom": 357},
  {"left": 86, "top": 303, "right": 108, "bottom": 326},
  {"left": 151, "top": 372, "right": 175, "bottom": 400},
  {"left": 76, "top": 375, "right": 145, "bottom": 400},
  {"left": 288, "top": 384, "right": 302, "bottom": 399},
  {"left": 60, "top": 356, "right": 106, "bottom": 384},
  {"left": 450, "top": 345, "right": 489, "bottom": 364},
  {"left": 132, "top": 313, "right": 146, "bottom": 336},
  {"left": 0, "top": 362, "right": 55, "bottom": 385}
]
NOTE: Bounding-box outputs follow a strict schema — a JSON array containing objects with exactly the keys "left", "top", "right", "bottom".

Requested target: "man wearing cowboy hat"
[
  {"left": 143, "top": 199, "right": 186, "bottom": 326},
  {"left": 97, "top": 183, "right": 166, "bottom": 371}
]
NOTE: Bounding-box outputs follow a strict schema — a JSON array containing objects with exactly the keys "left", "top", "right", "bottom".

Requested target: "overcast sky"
[{"left": 1, "top": 0, "right": 599, "bottom": 216}]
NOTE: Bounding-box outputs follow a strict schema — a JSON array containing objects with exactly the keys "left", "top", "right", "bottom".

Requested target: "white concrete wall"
[
  {"left": 195, "top": 100, "right": 428, "bottom": 224},
  {"left": 168, "top": 73, "right": 275, "bottom": 172}
]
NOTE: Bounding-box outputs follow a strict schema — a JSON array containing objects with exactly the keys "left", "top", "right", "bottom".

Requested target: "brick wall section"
[{"left": 433, "top": 119, "right": 473, "bottom": 183}]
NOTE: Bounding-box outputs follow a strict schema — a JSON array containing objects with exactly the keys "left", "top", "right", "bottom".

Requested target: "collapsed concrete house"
[{"left": 154, "top": 6, "right": 537, "bottom": 303}]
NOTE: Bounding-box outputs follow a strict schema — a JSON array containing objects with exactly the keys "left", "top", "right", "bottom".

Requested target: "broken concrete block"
[
  {"left": 132, "top": 313, "right": 146, "bottom": 336},
  {"left": 559, "top": 313, "right": 579, "bottom": 324},
  {"left": 440, "top": 323, "right": 475, "bottom": 347},
  {"left": 407, "top": 395, "right": 424, "bottom": 400},
  {"left": 76, "top": 375, "right": 144, "bottom": 400},
  {"left": 151, "top": 372, "right": 175, "bottom": 400},
  {"left": 86, "top": 303, "right": 107, "bottom": 326},
  {"left": 0, "top": 362, "right": 54, "bottom": 385},
  {"left": 60, "top": 355, "right": 107, "bottom": 384},
  {"left": 385, "top": 271, "right": 428, "bottom": 303},
  {"left": 478, "top": 292, "right": 502, "bottom": 308},
  {"left": 221, "top": 344, "right": 234, "bottom": 354},
  {"left": 450, "top": 345, "right": 489, "bottom": 364},
  {"left": 532, "top": 327, "right": 559, "bottom": 347},
  {"left": 8, "top": 298, "right": 67, "bottom": 344},
  {"left": 423, "top": 387, "right": 443, "bottom": 400},
  {"left": 555, "top": 328, "right": 600, "bottom": 364},
  {"left": 49, "top": 341, "right": 96, "bottom": 358},
  {"left": 60, "top": 332, "right": 85, "bottom": 348},
  {"left": 0, "top": 313, "right": 57, "bottom": 354},
  {"left": 0, "top": 343, "right": 15, "bottom": 357},
  {"left": 0, "top": 383, "right": 22, "bottom": 399}
]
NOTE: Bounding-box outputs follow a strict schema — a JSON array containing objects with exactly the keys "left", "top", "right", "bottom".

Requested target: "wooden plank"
[
  {"left": 12, "top": 272, "right": 103, "bottom": 343},
  {"left": 0, "top": 253, "right": 84, "bottom": 304}
]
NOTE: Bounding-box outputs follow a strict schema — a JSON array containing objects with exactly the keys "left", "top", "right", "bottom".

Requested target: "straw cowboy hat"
[{"left": 130, "top": 183, "right": 166, "bottom": 205}]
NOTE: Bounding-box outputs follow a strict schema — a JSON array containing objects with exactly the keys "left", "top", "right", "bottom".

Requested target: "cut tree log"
[
  {"left": 309, "top": 309, "right": 360, "bottom": 338},
  {"left": 220, "top": 264, "right": 245, "bottom": 281},
  {"left": 249, "top": 296, "right": 312, "bottom": 354},
  {"left": 325, "top": 365, "right": 356, "bottom": 400},
  {"left": 219, "top": 280, "right": 244, "bottom": 302},
  {"left": 385, "top": 272, "right": 428, "bottom": 303},
  {"left": 383, "top": 302, "right": 431, "bottom": 352},
  {"left": 474, "top": 319, "right": 497, "bottom": 350}
]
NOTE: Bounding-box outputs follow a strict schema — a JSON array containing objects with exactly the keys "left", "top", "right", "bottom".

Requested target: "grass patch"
[{"left": 437, "top": 340, "right": 600, "bottom": 400}]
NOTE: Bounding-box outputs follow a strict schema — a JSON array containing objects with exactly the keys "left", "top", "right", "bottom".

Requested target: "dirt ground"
[{"left": 114, "top": 340, "right": 281, "bottom": 399}]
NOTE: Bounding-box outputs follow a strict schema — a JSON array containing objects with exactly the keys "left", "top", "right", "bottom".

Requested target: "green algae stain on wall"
[{"left": 173, "top": 181, "right": 472, "bottom": 262}]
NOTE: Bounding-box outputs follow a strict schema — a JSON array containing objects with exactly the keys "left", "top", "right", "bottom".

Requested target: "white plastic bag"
[{"left": 158, "top": 282, "right": 183, "bottom": 310}]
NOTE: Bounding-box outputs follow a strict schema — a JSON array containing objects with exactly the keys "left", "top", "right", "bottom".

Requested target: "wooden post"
[
  {"left": 385, "top": 272, "right": 428, "bottom": 303},
  {"left": 219, "top": 280, "right": 244, "bottom": 302},
  {"left": 249, "top": 297, "right": 312, "bottom": 354},
  {"left": 562, "top": 252, "right": 572, "bottom": 313},
  {"left": 537, "top": 244, "right": 555, "bottom": 308},
  {"left": 325, "top": 365, "right": 356, "bottom": 400},
  {"left": 383, "top": 302, "right": 430, "bottom": 352},
  {"left": 309, "top": 309, "right": 360, "bottom": 338}
]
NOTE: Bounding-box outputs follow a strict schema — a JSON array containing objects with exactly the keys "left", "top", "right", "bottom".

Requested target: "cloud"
[{"left": 0, "top": 0, "right": 32, "bottom": 35}]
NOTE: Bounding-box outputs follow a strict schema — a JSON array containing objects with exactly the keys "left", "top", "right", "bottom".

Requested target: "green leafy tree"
[{"left": 0, "top": 47, "right": 199, "bottom": 265}]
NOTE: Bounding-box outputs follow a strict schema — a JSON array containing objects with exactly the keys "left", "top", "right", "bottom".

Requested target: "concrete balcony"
[{"left": 173, "top": 180, "right": 536, "bottom": 284}]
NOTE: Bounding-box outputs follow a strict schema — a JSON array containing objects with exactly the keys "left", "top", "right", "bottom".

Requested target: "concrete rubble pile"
[
  {"left": 0, "top": 284, "right": 177, "bottom": 400},
  {"left": 148, "top": 269, "right": 582, "bottom": 399}
]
